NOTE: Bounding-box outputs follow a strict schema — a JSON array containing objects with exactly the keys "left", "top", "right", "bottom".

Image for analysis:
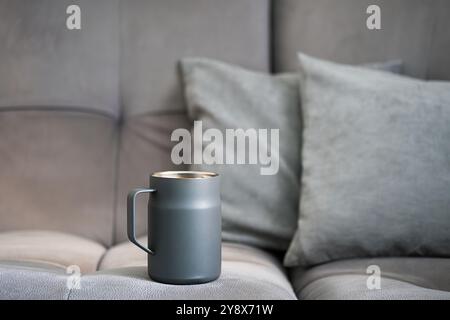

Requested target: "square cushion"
[
  {"left": 0, "top": 112, "right": 116, "bottom": 246},
  {"left": 180, "top": 58, "right": 301, "bottom": 250},
  {"left": 284, "top": 53, "right": 450, "bottom": 267}
]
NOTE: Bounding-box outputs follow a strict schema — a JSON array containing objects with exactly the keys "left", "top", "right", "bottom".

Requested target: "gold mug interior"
[{"left": 151, "top": 171, "right": 218, "bottom": 179}]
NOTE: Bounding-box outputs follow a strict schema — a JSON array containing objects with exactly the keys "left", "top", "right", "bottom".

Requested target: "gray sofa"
[{"left": 0, "top": 0, "right": 449, "bottom": 300}]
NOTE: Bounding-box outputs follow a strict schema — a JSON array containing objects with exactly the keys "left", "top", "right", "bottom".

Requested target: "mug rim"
[{"left": 151, "top": 171, "right": 219, "bottom": 179}]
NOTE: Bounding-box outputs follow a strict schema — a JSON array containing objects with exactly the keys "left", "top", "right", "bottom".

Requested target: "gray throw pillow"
[
  {"left": 284, "top": 53, "right": 450, "bottom": 266},
  {"left": 180, "top": 58, "right": 300, "bottom": 250},
  {"left": 179, "top": 58, "right": 402, "bottom": 251}
]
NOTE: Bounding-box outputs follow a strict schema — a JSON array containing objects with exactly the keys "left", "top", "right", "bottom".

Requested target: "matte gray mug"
[{"left": 127, "top": 171, "right": 221, "bottom": 285}]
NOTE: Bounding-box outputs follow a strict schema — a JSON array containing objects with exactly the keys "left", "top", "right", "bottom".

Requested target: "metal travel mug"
[{"left": 127, "top": 171, "right": 221, "bottom": 284}]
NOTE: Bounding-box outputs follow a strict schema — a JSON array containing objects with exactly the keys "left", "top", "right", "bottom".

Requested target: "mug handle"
[{"left": 127, "top": 188, "right": 156, "bottom": 255}]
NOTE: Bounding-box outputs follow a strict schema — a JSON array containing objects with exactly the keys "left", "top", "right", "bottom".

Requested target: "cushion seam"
[{"left": 0, "top": 105, "right": 118, "bottom": 119}]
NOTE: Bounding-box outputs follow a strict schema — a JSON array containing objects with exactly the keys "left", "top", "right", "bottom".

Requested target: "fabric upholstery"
[
  {"left": 300, "top": 276, "right": 450, "bottom": 300},
  {"left": 180, "top": 58, "right": 301, "bottom": 250},
  {"left": 114, "top": 113, "right": 189, "bottom": 243},
  {"left": 115, "top": 0, "right": 270, "bottom": 242},
  {"left": 0, "top": 0, "right": 120, "bottom": 117},
  {"left": 0, "top": 0, "right": 449, "bottom": 301},
  {"left": 69, "top": 266, "right": 295, "bottom": 300},
  {"left": 273, "top": 0, "right": 450, "bottom": 80},
  {"left": 84, "top": 239, "right": 296, "bottom": 299},
  {"left": 284, "top": 54, "right": 450, "bottom": 267},
  {"left": 120, "top": 0, "right": 270, "bottom": 116},
  {"left": 427, "top": 0, "right": 450, "bottom": 80},
  {"left": 0, "top": 0, "right": 119, "bottom": 246},
  {"left": 0, "top": 231, "right": 106, "bottom": 273},
  {"left": 99, "top": 237, "right": 148, "bottom": 270},
  {"left": 291, "top": 258, "right": 450, "bottom": 300},
  {"left": 0, "top": 261, "right": 70, "bottom": 300},
  {"left": 0, "top": 239, "right": 296, "bottom": 300},
  {"left": 0, "top": 112, "right": 116, "bottom": 246}
]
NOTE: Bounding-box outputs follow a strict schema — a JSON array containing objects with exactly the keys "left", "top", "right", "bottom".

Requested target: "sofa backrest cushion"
[
  {"left": 273, "top": 0, "right": 450, "bottom": 80},
  {"left": 0, "top": 0, "right": 119, "bottom": 246}
]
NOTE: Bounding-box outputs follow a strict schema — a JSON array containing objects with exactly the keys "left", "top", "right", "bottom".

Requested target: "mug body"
[{"left": 147, "top": 171, "right": 221, "bottom": 284}]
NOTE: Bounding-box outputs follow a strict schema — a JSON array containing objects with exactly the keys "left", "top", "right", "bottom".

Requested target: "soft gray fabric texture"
[
  {"left": 291, "top": 257, "right": 450, "bottom": 300},
  {"left": 99, "top": 236, "right": 149, "bottom": 270},
  {"left": 0, "top": 0, "right": 120, "bottom": 117},
  {"left": 0, "top": 0, "right": 118, "bottom": 246},
  {"left": 0, "top": 231, "right": 106, "bottom": 273},
  {"left": 298, "top": 275, "right": 450, "bottom": 300},
  {"left": 114, "top": 113, "right": 189, "bottom": 242},
  {"left": 84, "top": 240, "right": 295, "bottom": 300},
  {"left": 0, "top": 241, "right": 296, "bottom": 300},
  {"left": 291, "top": 257, "right": 450, "bottom": 295},
  {"left": 115, "top": 0, "right": 270, "bottom": 241},
  {"left": 1, "top": 0, "right": 449, "bottom": 300},
  {"left": 427, "top": 0, "right": 450, "bottom": 80},
  {"left": 0, "top": 111, "right": 116, "bottom": 246},
  {"left": 180, "top": 58, "right": 301, "bottom": 250},
  {"left": 0, "top": 0, "right": 271, "bottom": 247},
  {"left": 284, "top": 53, "right": 450, "bottom": 267},
  {"left": 100, "top": 237, "right": 287, "bottom": 272},
  {"left": 273, "top": 0, "right": 450, "bottom": 80},
  {"left": 293, "top": 257, "right": 450, "bottom": 300},
  {"left": 0, "top": 261, "right": 70, "bottom": 300},
  {"left": 70, "top": 266, "right": 295, "bottom": 300},
  {"left": 120, "top": 0, "right": 269, "bottom": 116}
]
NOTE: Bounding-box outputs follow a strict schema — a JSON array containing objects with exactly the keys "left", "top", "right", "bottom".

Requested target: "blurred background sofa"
[{"left": 0, "top": 0, "right": 449, "bottom": 300}]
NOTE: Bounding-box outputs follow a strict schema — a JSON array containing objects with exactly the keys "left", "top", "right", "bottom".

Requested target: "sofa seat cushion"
[
  {"left": 0, "top": 230, "right": 106, "bottom": 273},
  {"left": 292, "top": 258, "right": 450, "bottom": 300},
  {"left": 78, "top": 238, "right": 296, "bottom": 299},
  {"left": 0, "top": 261, "right": 71, "bottom": 300}
]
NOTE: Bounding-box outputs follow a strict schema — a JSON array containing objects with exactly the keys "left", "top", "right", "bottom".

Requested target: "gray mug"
[{"left": 127, "top": 171, "right": 221, "bottom": 284}]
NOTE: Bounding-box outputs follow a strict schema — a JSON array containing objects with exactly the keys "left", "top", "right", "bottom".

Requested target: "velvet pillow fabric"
[
  {"left": 180, "top": 58, "right": 300, "bottom": 250},
  {"left": 284, "top": 54, "right": 450, "bottom": 266}
]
